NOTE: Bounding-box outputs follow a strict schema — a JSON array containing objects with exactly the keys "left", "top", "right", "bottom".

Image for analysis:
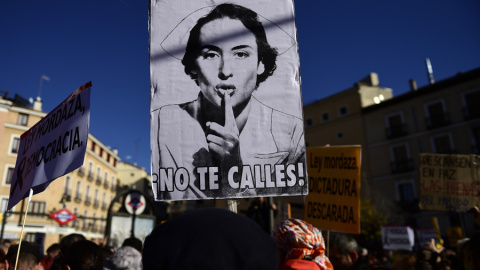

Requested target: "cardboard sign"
[
  {"left": 150, "top": 0, "right": 307, "bottom": 201},
  {"left": 7, "top": 82, "right": 91, "bottom": 210},
  {"left": 304, "top": 146, "right": 361, "bottom": 234},
  {"left": 419, "top": 153, "right": 480, "bottom": 212},
  {"left": 382, "top": 226, "right": 415, "bottom": 251}
]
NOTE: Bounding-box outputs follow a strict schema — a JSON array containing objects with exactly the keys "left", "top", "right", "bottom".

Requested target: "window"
[
  {"left": 91, "top": 141, "right": 96, "bottom": 152},
  {"left": 102, "top": 192, "right": 107, "bottom": 210},
  {"left": 82, "top": 210, "right": 88, "bottom": 230},
  {"left": 338, "top": 105, "right": 349, "bottom": 117},
  {"left": 64, "top": 176, "right": 72, "bottom": 196},
  {"left": 75, "top": 181, "right": 82, "bottom": 202},
  {"left": 111, "top": 176, "right": 116, "bottom": 191},
  {"left": 87, "top": 162, "right": 94, "bottom": 180},
  {"left": 85, "top": 185, "right": 91, "bottom": 205},
  {"left": 425, "top": 99, "right": 449, "bottom": 129},
  {"left": 104, "top": 172, "right": 109, "bottom": 188},
  {"left": 72, "top": 208, "right": 79, "bottom": 228},
  {"left": 107, "top": 153, "right": 111, "bottom": 163},
  {"left": 11, "top": 137, "right": 20, "bottom": 154},
  {"left": 462, "top": 88, "right": 480, "bottom": 119},
  {"left": 5, "top": 167, "right": 14, "bottom": 184},
  {"left": 1, "top": 198, "right": 9, "bottom": 213},
  {"left": 99, "top": 148, "right": 103, "bottom": 158},
  {"left": 305, "top": 118, "right": 313, "bottom": 127},
  {"left": 385, "top": 112, "right": 407, "bottom": 139},
  {"left": 96, "top": 167, "right": 102, "bottom": 183},
  {"left": 396, "top": 180, "right": 416, "bottom": 203},
  {"left": 94, "top": 189, "right": 99, "bottom": 208},
  {"left": 390, "top": 143, "right": 413, "bottom": 173},
  {"left": 431, "top": 133, "right": 455, "bottom": 154},
  {"left": 321, "top": 111, "right": 330, "bottom": 122},
  {"left": 17, "top": 113, "right": 28, "bottom": 126},
  {"left": 28, "top": 201, "right": 46, "bottom": 215}
]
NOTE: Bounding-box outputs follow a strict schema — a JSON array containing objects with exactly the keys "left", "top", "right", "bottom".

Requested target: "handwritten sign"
[
  {"left": 419, "top": 153, "right": 480, "bottom": 212},
  {"left": 304, "top": 146, "right": 361, "bottom": 234},
  {"left": 382, "top": 226, "right": 414, "bottom": 251}
]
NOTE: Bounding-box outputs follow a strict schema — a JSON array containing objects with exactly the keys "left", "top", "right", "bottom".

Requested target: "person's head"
[
  {"left": 61, "top": 240, "right": 103, "bottom": 270},
  {"left": 103, "top": 246, "right": 141, "bottom": 270},
  {"left": 5, "top": 241, "right": 41, "bottom": 270},
  {"left": 59, "top": 233, "right": 85, "bottom": 255},
  {"left": 328, "top": 233, "right": 359, "bottom": 270},
  {"left": 121, "top": 237, "right": 142, "bottom": 253},
  {"left": 272, "top": 218, "right": 333, "bottom": 269},
  {"left": 182, "top": 3, "right": 278, "bottom": 109},
  {"left": 142, "top": 207, "right": 278, "bottom": 270},
  {"left": 45, "top": 243, "right": 60, "bottom": 259}
]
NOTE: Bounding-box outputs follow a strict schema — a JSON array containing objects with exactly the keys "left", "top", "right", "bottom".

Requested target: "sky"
[{"left": 1, "top": 0, "right": 479, "bottom": 174}]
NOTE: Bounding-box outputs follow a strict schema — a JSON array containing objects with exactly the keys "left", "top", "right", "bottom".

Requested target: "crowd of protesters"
[{"left": 1, "top": 206, "right": 479, "bottom": 270}]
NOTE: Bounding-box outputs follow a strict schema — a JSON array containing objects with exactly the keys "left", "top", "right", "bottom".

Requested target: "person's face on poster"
[{"left": 193, "top": 18, "right": 265, "bottom": 109}]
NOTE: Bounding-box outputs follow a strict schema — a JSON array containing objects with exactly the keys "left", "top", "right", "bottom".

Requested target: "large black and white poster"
[{"left": 150, "top": 0, "right": 307, "bottom": 201}]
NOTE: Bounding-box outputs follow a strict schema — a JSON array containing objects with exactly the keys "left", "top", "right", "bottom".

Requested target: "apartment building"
[
  {"left": 303, "top": 72, "right": 393, "bottom": 199},
  {"left": 0, "top": 91, "right": 120, "bottom": 250},
  {"left": 363, "top": 67, "right": 480, "bottom": 235}
]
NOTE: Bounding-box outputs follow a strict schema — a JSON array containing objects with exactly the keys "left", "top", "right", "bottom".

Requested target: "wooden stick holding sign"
[{"left": 14, "top": 189, "right": 33, "bottom": 270}]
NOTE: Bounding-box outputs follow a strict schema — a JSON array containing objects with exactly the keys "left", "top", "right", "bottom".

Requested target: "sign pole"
[{"left": 14, "top": 189, "right": 33, "bottom": 270}]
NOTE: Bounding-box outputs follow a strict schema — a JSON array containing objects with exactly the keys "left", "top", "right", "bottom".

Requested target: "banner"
[
  {"left": 304, "top": 146, "right": 361, "bottom": 234},
  {"left": 7, "top": 82, "right": 91, "bottom": 210},
  {"left": 382, "top": 226, "right": 415, "bottom": 251},
  {"left": 419, "top": 153, "right": 480, "bottom": 212},
  {"left": 149, "top": 0, "right": 307, "bottom": 200}
]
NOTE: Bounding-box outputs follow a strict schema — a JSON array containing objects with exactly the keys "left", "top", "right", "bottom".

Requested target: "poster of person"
[{"left": 150, "top": 0, "right": 307, "bottom": 200}]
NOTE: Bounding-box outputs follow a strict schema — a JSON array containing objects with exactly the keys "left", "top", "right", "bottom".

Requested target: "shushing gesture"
[{"left": 206, "top": 92, "right": 242, "bottom": 169}]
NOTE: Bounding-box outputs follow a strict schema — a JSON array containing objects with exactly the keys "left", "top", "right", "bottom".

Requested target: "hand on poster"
[{"left": 206, "top": 92, "right": 241, "bottom": 170}]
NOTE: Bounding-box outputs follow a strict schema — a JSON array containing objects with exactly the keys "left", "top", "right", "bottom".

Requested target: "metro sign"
[{"left": 49, "top": 208, "right": 77, "bottom": 225}]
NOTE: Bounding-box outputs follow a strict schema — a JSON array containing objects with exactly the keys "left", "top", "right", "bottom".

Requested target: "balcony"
[
  {"left": 87, "top": 172, "right": 94, "bottom": 181},
  {"left": 104, "top": 181, "right": 109, "bottom": 189},
  {"left": 96, "top": 177, "right": 102, "bottom": 186},
  {"left": 85, "top": 197, "right": 91, "bottom": 206},
  {"left": 385, "top": 124, "right": 408, "bottom": 139},
  {"left": 425, "top": 112, "right": 450, "bottom": 129},
  {"left": 101, "top": 202, "right": 107, "bottom": 210},
  {"left": 77, "top": 167, "right": 85, "bottom": 177},
  {"left": 464, "top": 106, "right": 480, "bottom": 120},
  {"left": 74, "top": 193, "right": 82, "bottom": 203},
  {"left": 390, "top": 159, "right": 414, "bottom": 174},
  {"left": 93, "top": 200, "right": 99, "bottom": 208}
]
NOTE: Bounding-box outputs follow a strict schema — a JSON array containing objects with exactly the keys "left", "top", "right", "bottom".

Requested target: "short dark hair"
[
  {"left": 6, "top": 241, "right": 41, "bottom": 269},
  {"left": 182, "top": 3, "right": 278, "bottom": 88},
  {"left": 61, "top": 240, "right": 103, "bottom": 270}
]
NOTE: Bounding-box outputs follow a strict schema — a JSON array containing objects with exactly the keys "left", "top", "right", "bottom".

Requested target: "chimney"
[
  {"left": 409, "top": 79, "right": 417, "bottom": 91},
  {"left": 33, "top": 96, "right": 42, "bottom": 111},
  {"left": 425, "top": 58, "right": 435, "bottom": 84}
]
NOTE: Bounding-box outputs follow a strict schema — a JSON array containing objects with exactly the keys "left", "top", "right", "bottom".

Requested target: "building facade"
[
  {"left": 0, "top": 91, "right": 120, "bottom": 251},
  {"left": 363, "top": 67, "right": 480, "bottom": 238}
]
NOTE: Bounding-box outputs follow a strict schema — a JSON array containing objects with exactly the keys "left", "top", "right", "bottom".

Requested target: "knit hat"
[
  {"left": 273, "top": 219, "right": 333, "bottom": 270},
  {"left": 142, "top": 207, "right": 278, "bottom": 270}
]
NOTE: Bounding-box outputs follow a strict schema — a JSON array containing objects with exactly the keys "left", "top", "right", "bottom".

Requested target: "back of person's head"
[
  {"left": 59, "top": 233, "right": 86, "bottom": 254},
  {"left": 327, "top": 233, "right": 359, "bottom": 270},
  {"left": 103, "top": 246, "right": 142, "bottom": 270},
  {"left": 272, "top": 218, "right": 333, "bottom": 270},
  {"left": 6, "top": 241, "right": 41, "bottom": 270},
  {"left": 46, "top": 243, "right": 60, "bottom": 257},
  {"left": 61, "top": 240, "right": 103, "bottom": 270},
  {"left": 142, "top": 207, "right": 278, "bottom": 270},
  {"left": 121, "top": 237, "right": 142, "bottom": 253}
]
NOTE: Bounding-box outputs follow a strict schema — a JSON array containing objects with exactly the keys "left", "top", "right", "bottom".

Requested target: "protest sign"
[
  {"left": 382, "top": 226, "right": 415, "bottom": 251},
  {"left": 7, "top": 82, "right": 91, "bottom": 210},
  {"left": 416, "top": 228, "right": 437, "bottom": 247},
  {"left": 150, "top": 0, "right": 307, "bottom": 200},
  {"left": 418, "top": 153, "right": 480, "bottom": 212},
  {"left": 304, "top": 146, "right": 361, "bottom": 234}
]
